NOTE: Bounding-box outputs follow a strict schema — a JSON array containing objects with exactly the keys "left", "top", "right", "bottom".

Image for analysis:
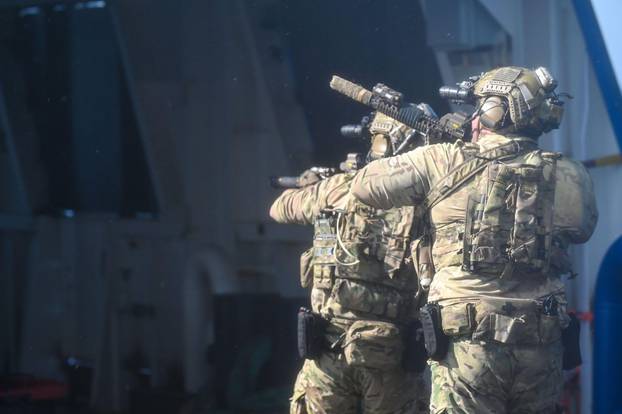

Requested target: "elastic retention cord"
[{"left": 335, "top": 212, "right": 359, "bottom": 266}]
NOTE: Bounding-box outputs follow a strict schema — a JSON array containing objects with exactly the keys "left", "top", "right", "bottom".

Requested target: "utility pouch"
[
  {"left": 312, "top": 212, "right": 338, "bottom": 289},
  {"left": 343, "top": 320, "right": 403, "bottom": 370},
  {"left": 297, "top": 307, "right": 328, "bottom": 360},
  {"left": 402, "top": 320, "right": 427, "bottom": 373},
  {"left": 299, "top": 247, "right": 314, "bottom": 288},
  {"left": 561, "top": 312, "right": 582, "bottom": 370},
  {"left": 420, "top": 303, "right": 449, "bottom": 361}
]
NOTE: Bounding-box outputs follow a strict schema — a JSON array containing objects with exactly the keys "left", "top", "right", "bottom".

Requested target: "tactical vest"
[
  {"left": 424, "top": 140, "right": 572, "bottom": 277},
  {"left": 306, "top": 185, "right": 419, "bottom": 324}
]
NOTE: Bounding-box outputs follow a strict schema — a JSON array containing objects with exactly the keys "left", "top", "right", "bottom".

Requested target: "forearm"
[
  {"left": 269, "top": 173, "right": 351, "bottom": 225},
  {"left": 351, "top": 154, "right": 423, "bottom": 209},
  {"left": 269, "top": 189, "right": 314, "bottom": 225}
]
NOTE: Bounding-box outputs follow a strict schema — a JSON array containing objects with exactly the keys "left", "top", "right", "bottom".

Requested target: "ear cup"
[
  {"left": 369, "top": 134, "right": 391, "bottom": 160},
  {"left": 479, "top": 96, "right": 509, "bottom": 130}
]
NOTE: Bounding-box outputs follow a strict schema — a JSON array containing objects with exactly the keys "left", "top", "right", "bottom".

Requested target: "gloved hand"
[{"left": 298, "top": 169, "right": 322, "bottom": 187}]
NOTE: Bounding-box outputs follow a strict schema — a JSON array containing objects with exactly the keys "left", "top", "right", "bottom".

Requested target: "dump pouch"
[
  {"left": 343, "top": 320, "right": 403, "bottom": 370},
  {"left": 297, "top": 307, "right": 328, "bottom": 360},
  {"left": 420, "top": 303, "right": 449, "bottom": 361},
  {"left": 561, "top": 312, "right": 582, "bottom": 370},
  {"left": 402, "top": 320, "right": 428, "bottom": 373},
  {"left": 330, "top": 278, "right": 410, "bottom": 320}
]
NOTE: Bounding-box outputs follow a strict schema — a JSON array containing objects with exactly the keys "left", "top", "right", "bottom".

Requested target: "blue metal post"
[
  {"left": 594, "top": 236, "right": 622, "bottom": 413},
  {"left": 572, "top": 0, "right": 622, "bottom": 152}
]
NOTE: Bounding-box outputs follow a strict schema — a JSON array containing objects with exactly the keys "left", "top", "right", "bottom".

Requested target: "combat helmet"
[
  {"left": 473, "top": 66, "right": 564, "bottom": 137},
  {"left": 366, "top": 103, "right": 437, "bottom": 160},
  {"left": 441, "top": 66, "right": 565, "bottom": 137}
]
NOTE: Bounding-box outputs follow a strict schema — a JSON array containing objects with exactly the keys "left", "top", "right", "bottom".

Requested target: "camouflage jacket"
[
  {"left": 270, "top": 173, "right": 421, "bottom": 325},
  {"left": 350, "top": 134, "right": 598, "bottom": 315}
]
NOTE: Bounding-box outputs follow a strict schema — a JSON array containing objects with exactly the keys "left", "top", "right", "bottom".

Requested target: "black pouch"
[
  {"left": 297, "top": 307, "right": 328, "bottom": 360},
  {"left": 561, "top": 312, "right": 581, "bottom": 370},
  {"left": 420, "top": 303, "right": 449, "bottom": 361},
  {"left": 402, "top": 320, "right": 428, "bottom": 373}
]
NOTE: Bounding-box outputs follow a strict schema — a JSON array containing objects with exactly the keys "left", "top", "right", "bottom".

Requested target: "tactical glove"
[{"left": 298, "top": 169, "right": 321, "bottom": 187}]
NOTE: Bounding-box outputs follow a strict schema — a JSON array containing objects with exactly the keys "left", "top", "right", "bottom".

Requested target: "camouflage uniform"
[
  {"left": 350, "top": 133, "right": 598, "bottom": 413},
  {"left": 270, "top": 173, "right": 429, "bottom": 414}
]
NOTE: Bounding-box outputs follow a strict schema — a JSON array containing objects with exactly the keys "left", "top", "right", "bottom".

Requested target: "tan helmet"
[
  {"left": 367, "top": 103, "right": 436, "bottom": 160},
  {"left": 473, "top": 66, "right": 564, "bottom": 137}
]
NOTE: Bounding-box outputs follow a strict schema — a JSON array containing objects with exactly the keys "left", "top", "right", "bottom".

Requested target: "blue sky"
[{"left": 592, "top": 0, "right": 622, "bottom": 89}]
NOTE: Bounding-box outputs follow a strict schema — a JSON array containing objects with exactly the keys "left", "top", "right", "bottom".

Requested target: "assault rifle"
[
  {"left": 269, "top": 109, "right": 373, "bottom": 189},
  {"left": 269, "top": 108, "right": 467, "bottom": 189},
  {"left": 270, "top": 76, "right": 470, "bottom": 189},
  {"left": 270, "top": 166, "right": 337, "bottom": 189},
  {"left": 270, "top": 151, "right": 366, "bottom": 189},
  {"left": 329, "top": 75, "right": 467, "bottom": 144}
]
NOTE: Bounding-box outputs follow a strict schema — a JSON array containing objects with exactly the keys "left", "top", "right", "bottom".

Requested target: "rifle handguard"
[{"left": 330, "top": 75, "right": 467, "bottom": 143}]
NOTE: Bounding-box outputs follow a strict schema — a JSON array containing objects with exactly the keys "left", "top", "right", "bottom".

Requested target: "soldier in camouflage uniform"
[
  {"left": 270, "top": 111, "right": 434, "bottom": 414},
  {"left": 350, "top": 66, "right": 598, "bottom": 413}
]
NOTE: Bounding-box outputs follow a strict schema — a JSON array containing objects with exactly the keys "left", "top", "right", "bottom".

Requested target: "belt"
[{"left": 440, "top": 300, "right": 562, "bottom": 345}]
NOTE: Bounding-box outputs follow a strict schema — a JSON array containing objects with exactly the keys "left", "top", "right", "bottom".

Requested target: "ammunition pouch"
[
  {"left": 297, "top": 308, "right": 328, "bottom": 360},
  {"left": 561, "top": 312, "right": 582, "bottom": 370},
  {"left": 312, "top": 213, "right": 338, "bottom": 290},
  {"left": 420, "top": 303, "right": 449, "bottom": 361},
  {"left": 439, "top": 300, "right": 562, "bottom": 346},
  {"left": 309, "top": 196, "right": 419, "bottom": 323},
  {"left": 342, "top": 320, "right": 404, "bottom": 370},
  {"left": 402, "top": 320, "right": 428, "bottom": 373}
]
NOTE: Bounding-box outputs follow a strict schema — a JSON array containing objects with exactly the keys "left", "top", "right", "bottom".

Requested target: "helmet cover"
[{"left": 473, "top": 66, "right": 564, "bottom": 136}]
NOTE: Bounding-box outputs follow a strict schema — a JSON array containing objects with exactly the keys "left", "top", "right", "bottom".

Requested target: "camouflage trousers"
[
  {"left": 290, "top": 351, "right": 429, "bottom": 414},
  {"left": 429, "top": 338, "right": 563, "bottom": 414}
]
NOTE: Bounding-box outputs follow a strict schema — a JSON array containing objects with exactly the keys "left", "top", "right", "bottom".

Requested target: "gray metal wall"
[{"left": 9, "top": 0, "right": 313, "bottom": 411}]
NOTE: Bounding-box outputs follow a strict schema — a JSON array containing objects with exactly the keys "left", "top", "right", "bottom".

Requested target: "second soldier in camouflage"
[{"left": 270, "top": 112, "right": 434, "bottom": 414}]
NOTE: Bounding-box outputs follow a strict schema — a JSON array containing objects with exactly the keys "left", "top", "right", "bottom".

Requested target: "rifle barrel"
[
  {"left": 270, "top": 176, "right": 300, "bottom": 189},
  {"left": 330, "top": 76, "right": 373, "bottom": 105}
]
